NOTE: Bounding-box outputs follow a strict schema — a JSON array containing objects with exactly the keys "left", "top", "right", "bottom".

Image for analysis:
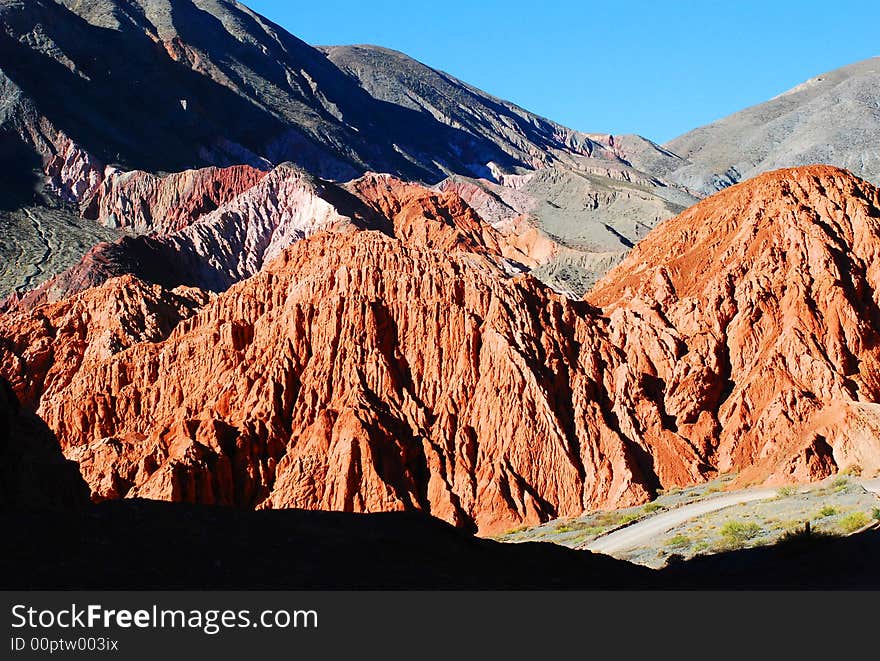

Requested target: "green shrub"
[
  {"left": 830, "top": 475, "right": 849, "bottom": 491},
  {"left": 776, "top": 486, "right": 796, "bottom": 498},
  {"left": 501, "top": 525, "right": 528, "bottom": 536},
  {"left": 818, "top": 505, "right": 837, "bottom": 518},
  {"left": 667, "top": 534, "right": 691, "bottom": 549},
  {"left": 839, "top": 511, "right": 871, "bottom": 534},
  {"left": 643, "top": 502, "right": 664, "bottom": 514},
  {"left": 720, "top": 520, "right": 762, "bottom": 546},
  {"left": 873, "top": 507, "right": 880, "bottom": 521}
]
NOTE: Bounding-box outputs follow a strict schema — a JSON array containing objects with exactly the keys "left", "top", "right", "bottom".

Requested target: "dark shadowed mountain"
[{"left": 0, "top": 0, "right": 622, "bottom": 184}]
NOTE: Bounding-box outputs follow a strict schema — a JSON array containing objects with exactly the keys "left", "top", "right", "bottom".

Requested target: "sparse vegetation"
[
  {"left": 578, "top": 526, "right": 609, "bottom": 537},
  {"left": 842, "top": 464, "right": 862, "bottom": 477},
  {"left": 501, "top": 525, "right": 528, "bottom": 537},
  {"left": 720, "top": 520, "right": 763, "bottom": 547},
  {"left": 659, "top": 486, "right": 682, "bottom": 497},
  {"left": 595, "top": 511, "right": 639, "bottom": 527},
  {"left": 831, "top": 475, "right": 849, "bottom": 491},
  {"left": 667, "top": 534, "right": 691, "bottom": 549},
  {"left": 839, "top": 511, "right": 871, "bottom": 534},
  {"left": 497, "top": 467, "right": 880, "bottom": 567}
]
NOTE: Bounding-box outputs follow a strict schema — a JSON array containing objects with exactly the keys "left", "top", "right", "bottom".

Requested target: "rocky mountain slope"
[
  {"left": 662, "top": 58, "right": 880, "bottom": 194},
  {"left": 3, "top": 166, "right": 880, "bottom": 533},
  {"left": 7, "top": 168, "right": 545, "bottom": 309},
  {"left": 0, "top": 0, "right": 695, "bottom": 300},
  {"left": 589, "top": 165, "right": 880, "bottom": 485},
  {"left": 0, "top": 0, "right": 624, "bottom": 187}
]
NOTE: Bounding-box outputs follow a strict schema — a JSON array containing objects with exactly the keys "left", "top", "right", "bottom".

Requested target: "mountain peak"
[{"left": 590, "top": 165, "right": 880, "bottom": 485}]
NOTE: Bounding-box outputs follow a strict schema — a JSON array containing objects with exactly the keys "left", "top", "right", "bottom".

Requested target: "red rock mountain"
[
  {"left": 589, "top": 165, "right": 880, "bottom": 485},
  {"left": 2, "top": 165, "right": 879, "bottom": 533}
]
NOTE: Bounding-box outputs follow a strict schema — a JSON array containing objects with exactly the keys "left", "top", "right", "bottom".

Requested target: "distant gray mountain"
[
  {"left": 662, "top": 58, "right": 880, "bottom": 195},
  {"left": 0, "top": 0, "right": 692, "bottom": 298},
  {"left": 320, "top": 44, "right": 609, "bottom": 175},
  {"left": 322, "top": 44, "right": 698, "bottom": 294}
]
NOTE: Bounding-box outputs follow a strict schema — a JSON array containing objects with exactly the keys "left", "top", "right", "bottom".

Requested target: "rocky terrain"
[
  {"left": 2, "top": 0, "right": 880, "bottom": 575},
  {"left": 3, "top": 165, "right": 880, "bottom": 535},
  {"left": 0, "top": 0, "right": 643, "bottom": 194},
  {"left": 0, "top": 201, "right": 120, "bottom": 298},
  {"left": 588, "top": 165, "right": 880, "bottom": 485},
  {"left": 6, "top": 3, "right": 876, "bottom": 304},
  {"left": 0, "top": 0, "right": 697, "bottom": 300},
  {"left": 660, "top": 58, "right": 880, "bottom": 195},
  {"left": 0, "top": 375, "right": 90, "bottom": 510},
  {"left": 8, "top": 168, "right": 546, "bottom": 308}
]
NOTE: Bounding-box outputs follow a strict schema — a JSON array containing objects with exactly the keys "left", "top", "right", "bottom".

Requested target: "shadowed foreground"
[
  {"left": 2, "top": 500, "right": 880, "bottom": 590},
  {"left": 0, "top": 501, "right": 652, "bottom": 590}
]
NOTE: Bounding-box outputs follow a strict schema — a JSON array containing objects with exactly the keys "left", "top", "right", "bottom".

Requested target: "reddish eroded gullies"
[
  {"left": 2, "top": 166, "right": 880, "bottom": 533},
  {"left": 0, "top": 277, "right": 211, "bottom": 411},
  {"left": 589, "top": 165, "right": 880, "bottom": 485},
  {"left": 0, "top": 229, "right": 659, "bottom": 534},
  {"left": 348, "top": 172, "right": 552, "bottom": 269}
]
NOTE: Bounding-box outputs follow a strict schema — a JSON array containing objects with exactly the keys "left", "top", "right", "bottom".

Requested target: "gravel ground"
[
  {"left": 495, "top": 474, "right": 880, "bottom": 569},
  {"left": 494, "top": 474, "right": 741, "bottom": 548}
]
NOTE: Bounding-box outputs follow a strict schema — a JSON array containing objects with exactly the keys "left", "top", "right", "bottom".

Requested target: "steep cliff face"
[
  {"left": 0, "top": 277, "right": 210, "bottom": 410},
  {"left": 7, "top": 231, "right": 666, "bottom": 533},
  {"left": 589, "top": 165, "right": 880, "bottom": 483},
  {"left": 4, "top": 166, "right": 880, "bottom": 530}
]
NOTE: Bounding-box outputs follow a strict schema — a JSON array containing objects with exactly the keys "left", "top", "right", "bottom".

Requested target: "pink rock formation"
[{"left": 83, "top": 165, "right": 268, "bottom": 233}]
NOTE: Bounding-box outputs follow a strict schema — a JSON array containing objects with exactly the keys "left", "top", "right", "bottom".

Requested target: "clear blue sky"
[{"left": 246, "top": 0, "right": 879, "bottom": 143}]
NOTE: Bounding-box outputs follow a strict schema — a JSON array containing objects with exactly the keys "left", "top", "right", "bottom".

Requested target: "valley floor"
[{"left": 496, "top": 474, "right": 880, "bottom": 569}]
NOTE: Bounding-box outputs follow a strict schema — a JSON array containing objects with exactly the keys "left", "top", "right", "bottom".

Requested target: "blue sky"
[{"left": 246, "top": 0, "right": 879, "bottom": 143}]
